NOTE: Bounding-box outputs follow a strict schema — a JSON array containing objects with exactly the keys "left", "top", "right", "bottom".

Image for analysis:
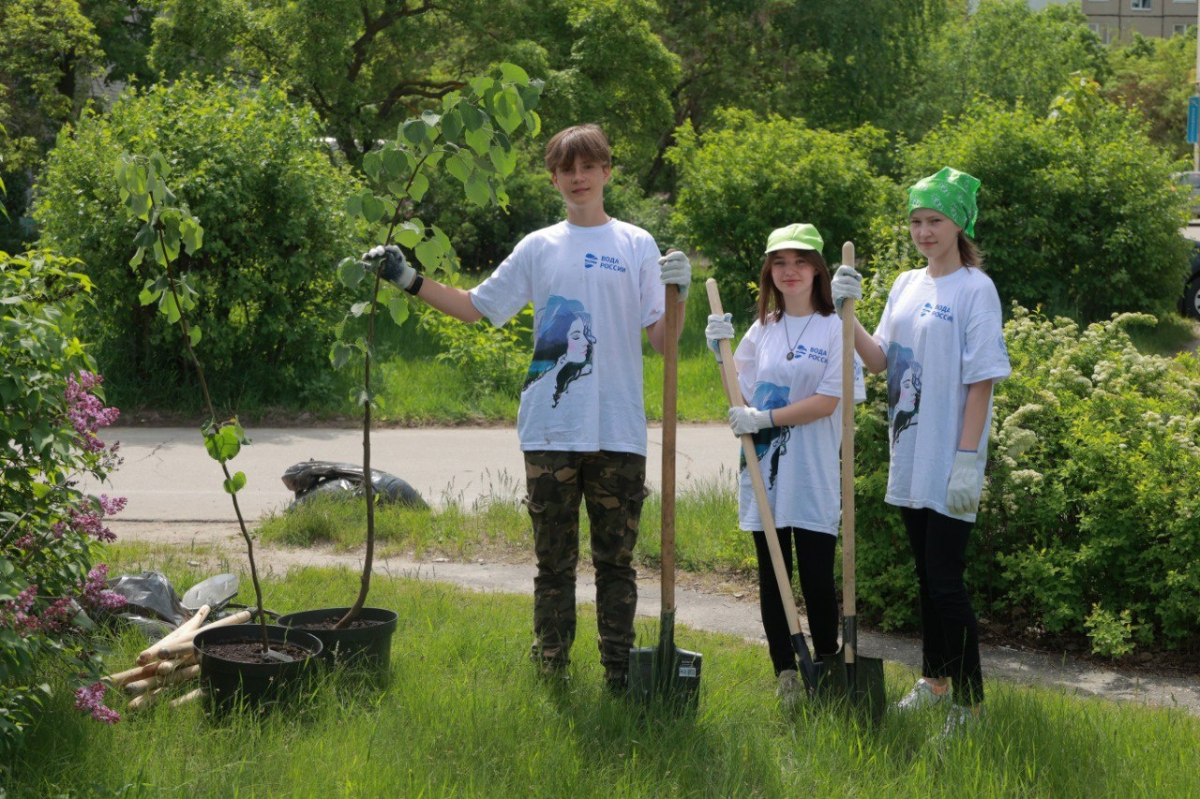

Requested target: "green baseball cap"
[{"left": 765, "top": 223, "right": 824, "bottom": 255}]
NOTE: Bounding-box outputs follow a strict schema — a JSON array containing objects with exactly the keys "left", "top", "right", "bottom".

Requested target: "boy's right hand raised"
[{"left": 362, "top": 245, "right": 417, "bottom": 291}]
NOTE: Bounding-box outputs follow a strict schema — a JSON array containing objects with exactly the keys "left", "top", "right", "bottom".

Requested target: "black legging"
[
  {"left": 900, "top": 506, "right": 984, "bottom": 705},
  {"left": 753, "top": 527, "right": 839, "bottom": 676}
]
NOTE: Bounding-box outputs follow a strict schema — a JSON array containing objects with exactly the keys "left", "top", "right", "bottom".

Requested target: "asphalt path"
[{"left": 92, "top": 424, "right": 1200, "bottom": 716}]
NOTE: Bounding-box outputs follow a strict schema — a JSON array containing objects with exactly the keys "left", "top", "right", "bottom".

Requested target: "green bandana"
[{"left": 906, "top": 167, "right": 981, "bottom": 237}]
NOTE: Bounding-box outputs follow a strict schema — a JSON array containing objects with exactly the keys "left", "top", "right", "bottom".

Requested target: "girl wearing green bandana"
[{"left": 831, "top": 167, "right": 1012, "bottom": 742}]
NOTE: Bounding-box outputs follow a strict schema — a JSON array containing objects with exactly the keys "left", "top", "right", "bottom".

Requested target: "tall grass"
[{"left": 6, "top": 561, "right": 1196, "bottom": 796}]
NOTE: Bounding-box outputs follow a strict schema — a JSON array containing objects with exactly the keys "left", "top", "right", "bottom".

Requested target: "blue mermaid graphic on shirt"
[
  {"left": 738, "top": 381, "right": 790, "bottom": 489},
  {"left": 523, "top": 296, "right": 596, "bottom": 408},
  {"left": 886, "top": 343, "right": 922, "bottom": 446}
]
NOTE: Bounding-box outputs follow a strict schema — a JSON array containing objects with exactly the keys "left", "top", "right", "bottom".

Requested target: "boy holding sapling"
[{"left": 363, "top": 124, "right": 690, "bottom": 694}]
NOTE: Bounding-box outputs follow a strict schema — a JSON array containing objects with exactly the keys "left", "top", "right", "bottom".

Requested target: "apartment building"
[{"left": 1072, "top": 0, "right": 1197, "bottom": 42}]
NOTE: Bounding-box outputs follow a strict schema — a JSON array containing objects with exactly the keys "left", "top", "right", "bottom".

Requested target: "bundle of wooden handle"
[{"left": 103, "top": 606, "right": 253, "bottom": 710}]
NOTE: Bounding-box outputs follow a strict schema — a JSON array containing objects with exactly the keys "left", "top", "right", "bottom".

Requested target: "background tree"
[
  {"left": 34, "top": 79, "right": 367, "bottom": 408},
  {"left": 667, "top": 108, "right": 897, "bottom": 316},
  {"left": 897, "top": 0, "right": 1108, "bottom": 140},
  {"left": 1104, "top": 30, "right": 1194, "bottom": 159},
  {"left": 905, "top": 80, "right": 1190, "bottom": 322}
]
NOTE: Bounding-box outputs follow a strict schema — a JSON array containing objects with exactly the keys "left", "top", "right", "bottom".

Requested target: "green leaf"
[
  {"left": 138, "top": 286, "right": 158, "bottom": 306},
  {"left": 386, "top": 293, "right": 409, "bottom": 325},
  {"left": 330, "top": 341, "right": 352, "bottom": 369},
  {"left": 222, "top": 471, "right": 247, "bottom": 494},
  {"left": 494, "top": 91, "right": 522, "bottom": 134},
  {"left": 345, "top": 194, "right": 363, "bottom": 218},
  {"left": 409, "top": 172, "right": 430, "bottom": 203},
  {"left": 397, "top": 220, "right": 424, "bottom": 248},
  {"left": 180, "top": 217, "right": 203, "bottom": 255},
  {"left": 203, "top": 425, "right": 243, "bottom": 463},
  {"left": 414, "top": 239, "right": 444, "bottom": 270},
  {"left": 446, "top": 152, "right": 471, "bottom": 183},
  {"left": 465, "top": 174, "right": 491, "bottom": 207},
  {"left": 164, "top": 292, "right": 182, "bottom": 325},
  {"left": 363, "top": 150, "right": 382, "bottom": 180},
  {"left": 497, "top": 62, "right": 530, "bottom": 85},
  {"left": 188, "top": 326, "right": 202, "bottom": 347},
  {"left": 351, "top": 300, "right": 372, "bottom": 317},
  {"left": 459, "top": 102, "right": 485, "bottom": 131},
  {"left": 489, "top": 145, "right": 517, "bottom": 177},
  {"left": 382, "top": 148, "right": 406, "bottom": 178},
  {"left": 465, "top": 127, "right": 491, "bottom": 156},
  {"left": 468, "top": 76, "right": 496, "bottom": 97},
  {"left": 421, "top": 110, "right": 442, "bottom": 128},
  {"left": 442, "top": 109, "right": 464, "bottom": 144},
  {"left": 402, "top": 119, "right": 427, "bottom": 146},
  {"left": 523, "top": 111, "right": 541, "bottom": 138},
  {"left": 362, "top": 194, "right": 385, "bottom": 224},
  {"left": 338, "top": 256, "right": 365, "bottom": 289}
]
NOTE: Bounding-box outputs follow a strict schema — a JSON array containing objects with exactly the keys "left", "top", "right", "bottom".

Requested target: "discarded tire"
[{"left": 194, "top": 623, "right": 323, "bottom": 711}]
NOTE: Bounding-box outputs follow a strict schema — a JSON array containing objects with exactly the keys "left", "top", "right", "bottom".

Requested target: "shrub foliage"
[{"left": 34, "top": 79, "right": 367, "bottom": 408}]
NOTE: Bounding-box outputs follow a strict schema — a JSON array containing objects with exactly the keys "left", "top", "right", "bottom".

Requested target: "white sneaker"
[
  {"left": 891, "top": 678, "right": 950, "bottom": 713},
  {"left": 776, "top": 669, "right": 803, "bottom": 706},
  {"left": 934, "top": 703, "right": 984, "bottom": 745}
]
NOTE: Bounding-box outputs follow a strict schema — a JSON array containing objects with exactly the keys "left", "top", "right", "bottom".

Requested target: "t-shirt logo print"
[
  {"left": 584, "top": 253, "right": 599, "bottom": 269},
  {"left": 737, "top": 382, "right": 790, "bottom": 489},
  {"left": 919, "top": 302, "right": 954, "bottom": 322},
  {"left": 523, "top": 296, "right": 596, "bottom": 408},
  {"left": 886, "top": 343, "right": 922, "bottom": 446}
]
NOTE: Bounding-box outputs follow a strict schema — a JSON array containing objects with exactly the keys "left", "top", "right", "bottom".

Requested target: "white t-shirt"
[
  {"left": 872, "top": 266, "right": 1012, "bottom": 522},
  {"left": 733, "top": 311, "right": 867, "bottom": 535},
  {"left": 469, "top": 219, "right": 664, "bottom": 455}
]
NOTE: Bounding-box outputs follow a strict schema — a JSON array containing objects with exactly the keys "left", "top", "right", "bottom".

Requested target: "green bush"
[
  {"left": 1, "top": 250, "right": 127, "bottom": 755},
  {"left": 666, "top": 109, "right": 897, "bottom": 318},
  {"left": 904, "top": 84, "right": 1190, "bottom": 322},
  {"left": 33, "top": 78, "right": 368, "bottom": 409},
  {"left": 852, "top": 295, "right": 1200, "bottom": 654}
]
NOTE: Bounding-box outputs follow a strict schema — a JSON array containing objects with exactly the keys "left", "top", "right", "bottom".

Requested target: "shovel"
[
  {"left": 629, "top": 281, "right": 703, "bottom": 708},
  {"left": 705, "top": 278, "right": 825, "bottom": 697},
  {"left": 180, "top": 573, "right": 239, "bottom": 615},
  {"left": 823, "top": 241, "right": 887, "bottom": 721}
]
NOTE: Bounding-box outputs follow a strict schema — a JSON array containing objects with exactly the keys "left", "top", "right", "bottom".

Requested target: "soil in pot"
[
  {"left": 195, "top": 623, "right": 323, "bottom": 711},
  {"left": 277, "top": 607, "right": 398, "bottom": 680}
]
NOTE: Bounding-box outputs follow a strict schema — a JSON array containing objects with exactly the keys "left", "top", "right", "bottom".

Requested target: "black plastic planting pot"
[
  {"left": 193, "top": 623, "right": 323, "bottom": 711},
  {"left": 276, "top": 607, "right": 399, "bottom": 677}
]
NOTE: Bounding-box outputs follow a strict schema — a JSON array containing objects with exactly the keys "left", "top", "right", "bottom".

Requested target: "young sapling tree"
[{"left": 331, "top": 63, "right": 543, "bottom": 628}]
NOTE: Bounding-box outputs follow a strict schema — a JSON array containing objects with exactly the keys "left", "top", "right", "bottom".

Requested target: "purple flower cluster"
[
  {"left": 52, "top": 494, "right": 128, "bottom": 543},
  {"left": 64, "top": 371, "right": 120, "bottom": 454},
  {"left": 74, "top": 681, "right": 120, "bottom": 725},
  {"left": 78, "top": 564, "right": 127, "bottom": 612},
  {"left": 0, "top": 585, "right": 41, "bottom": 634}
]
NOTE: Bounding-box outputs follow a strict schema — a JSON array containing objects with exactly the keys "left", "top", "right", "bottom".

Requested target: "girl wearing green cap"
[
  {"left": 831, "top": 167, "right": 1011, "bottom": 740},
  {"left": 705, "top": 223, "right": 865, "bottom": 705}
]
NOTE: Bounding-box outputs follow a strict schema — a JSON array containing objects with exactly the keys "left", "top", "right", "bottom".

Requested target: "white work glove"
[
  {"left": 728, "top": 406, "right": 773, "bottom": 436},
  {"left": 363, "top": 245, "right": 417, "bottom": 291},
  {"left": 831, "top": 264, "right": 863, "bottom": 316},
  {"left": 705, "top": 312, "right": 734, "bottom": 363},
  {"left": 946, "top": 449, "right": 981, "bottom": 515},
  {"left": 658, "top": 250, "right": 692, "bottom": 300}
]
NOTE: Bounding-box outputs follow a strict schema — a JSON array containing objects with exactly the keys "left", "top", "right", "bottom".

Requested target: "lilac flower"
[
  {"left": 64, "top": 371, "right": 121, "bottom": 454},
  {"left": 74, "top": 682, "right": 120, "bottom": 725},
  {"left": 78, "top": 564, "right": 127, "bottom": 612}
]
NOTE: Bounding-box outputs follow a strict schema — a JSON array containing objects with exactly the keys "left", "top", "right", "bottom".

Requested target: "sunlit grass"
[{"left": 6, "top": 561, "right": 1197, "bottom": 796}]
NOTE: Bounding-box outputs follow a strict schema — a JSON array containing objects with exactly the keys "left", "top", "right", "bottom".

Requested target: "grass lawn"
[{"left": 4, "top": 548, "right": 1196, "bottom": 797}]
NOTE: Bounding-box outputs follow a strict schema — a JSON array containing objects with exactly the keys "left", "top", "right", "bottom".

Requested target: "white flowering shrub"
[{"left": 853, "top": 300, "right": 1200, "bottom": 656}]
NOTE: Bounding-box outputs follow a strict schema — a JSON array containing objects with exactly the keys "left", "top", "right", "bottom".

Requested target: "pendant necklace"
[{"left": 783, "top": 312, "right": 815, "bottom": 361}]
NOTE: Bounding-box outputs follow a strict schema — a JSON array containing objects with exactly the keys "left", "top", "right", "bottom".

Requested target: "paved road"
[
  {"left": 95, "top": 424, "right": 1200, "bottom": 716},
  {"left": 88, "top": 424, "right": 741, "bottom": 520}
]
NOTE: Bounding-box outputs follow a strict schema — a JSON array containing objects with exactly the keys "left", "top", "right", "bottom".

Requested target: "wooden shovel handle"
[
  {"left": 840, "top": 241, "right": 858, "bottom": 663},
  {"left": 705, "top": 279, "right": 803, "bottom": 637},
  {"left": 662, "top": 282, "right": 679, "bottom": 613}
]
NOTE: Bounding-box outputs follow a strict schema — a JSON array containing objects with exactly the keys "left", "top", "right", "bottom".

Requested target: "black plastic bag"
[
  {"left": 103, "top": 571, "right": 190, "bottom": 632},
  {"left": 281, "top": 460, "right": 428, "bottom": 509}
]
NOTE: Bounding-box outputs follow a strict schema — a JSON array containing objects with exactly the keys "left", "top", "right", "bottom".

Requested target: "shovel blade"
[
  {"left": 629, "top": 616, "right": 702, "bottom": 709},
  {"left": 823, "top": 647, "right": 886, "bottom": 721}
]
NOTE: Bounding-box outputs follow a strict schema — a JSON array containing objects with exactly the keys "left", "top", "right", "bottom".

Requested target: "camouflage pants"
[{"left": 523, "top": 450, "right": 648, "bottom": 677}]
